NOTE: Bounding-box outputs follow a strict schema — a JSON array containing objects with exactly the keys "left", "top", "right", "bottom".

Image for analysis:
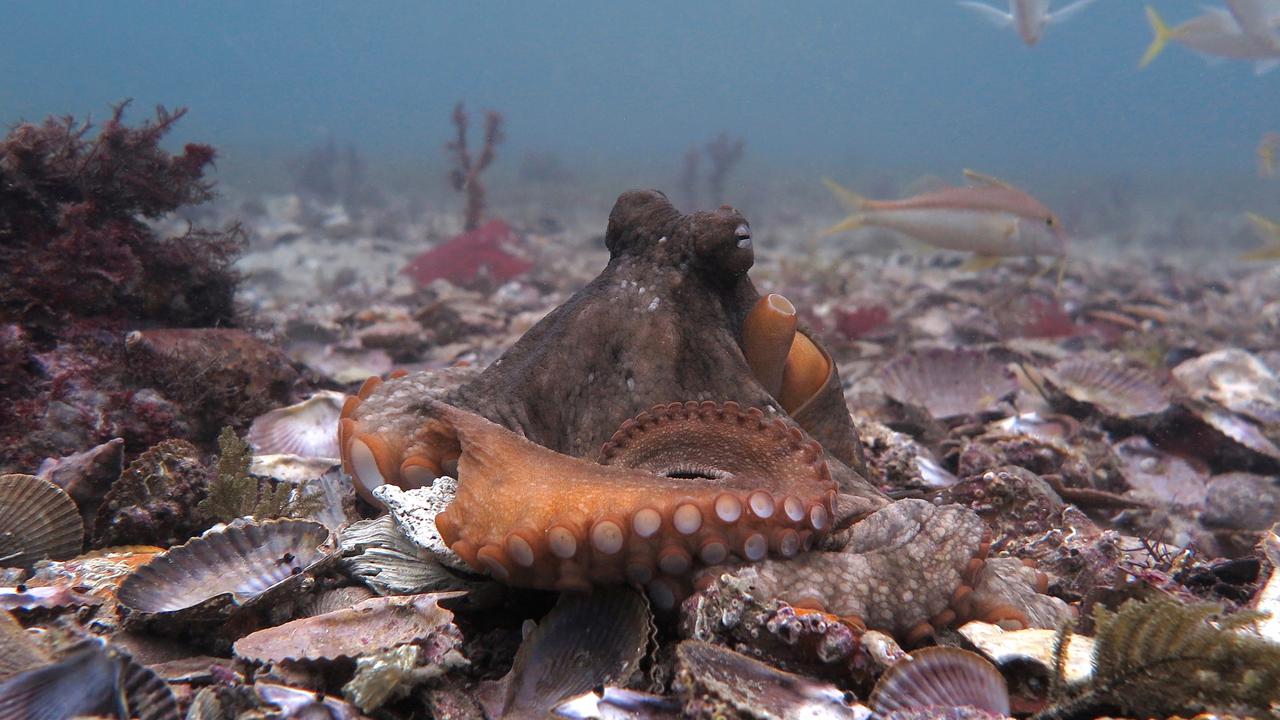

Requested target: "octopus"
[{"left": 338, "top": 189, "right": 1067, "bottom": 642}]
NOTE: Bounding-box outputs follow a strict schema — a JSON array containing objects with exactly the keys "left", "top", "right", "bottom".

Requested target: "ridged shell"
[
  {"left": 673, "top": 640, "right": 859, "bottom": 718},
  {"left": 879, "top": 349, "right": 1017, "bottom": 420},
  {"left": 870, "top": 646, "right": 1010, "bottom": 717},
  {"left": 0, "top": 639, "right": 178, "bottom": 720},
  {"left": 1042, "top": 358, "right": 1170, "bottom": 418},
  {"left": 491, "top": 587, "right": 653, "bottom": 718},
  {"left": 247, "top": 391, "right": 345, "bottom": 458},
  {"left": 0, "top": 474, "right": 84, "bottom": 570},
  {"left": 1192, "top": 402, "right": 1280, "bottom": 461},
  {"left": 117, "top": 519, "right": 334, "bottom": 617},
  {"left": 232, "top": 591, "right": 464, "bottom": 663}
]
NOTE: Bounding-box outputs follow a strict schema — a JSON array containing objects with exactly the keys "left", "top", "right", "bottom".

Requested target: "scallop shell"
[
  {"left": 488, "top": 587, "right": 653, "bottom": 718},
  {"left": 0, "top": 474, "right": 84, "bottom": 570},
  {"left": 247, "top": 390, "right": 346, "bottom": 458},
  {"left": 232, "top": 591, "right": 464, "bottom": 663},
  {"left": 1173, "top": 349, "right": 1280, "bottom": 426},
  {"left": 879, "top": 349, "right": 1017, "bottom": 420},
  {"left": 869, "top": 646, "right": 1009, "bottom": 717},
  {"left": 117, "top": 519, "right": 334, "bottom": 618},
  {"left": 1041, "top": 358, "right": 1170, "bottom": 418},
  {"left": 0, "top": 639, "right": 178, "bottom": 720}
]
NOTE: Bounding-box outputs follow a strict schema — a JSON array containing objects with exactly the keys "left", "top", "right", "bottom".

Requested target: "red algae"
[{"left": 401, "top": 218, "right": 532, "bottom": 287}]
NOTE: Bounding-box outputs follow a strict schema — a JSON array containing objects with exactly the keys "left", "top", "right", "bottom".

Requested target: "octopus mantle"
[{"left": 339, "top": 190, "right": 1066, "bottom": 640}]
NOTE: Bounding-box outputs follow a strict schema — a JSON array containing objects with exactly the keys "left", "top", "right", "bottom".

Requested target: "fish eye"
[{"left": 1045, "top": 216, "right": 1055, "bottom": 227}]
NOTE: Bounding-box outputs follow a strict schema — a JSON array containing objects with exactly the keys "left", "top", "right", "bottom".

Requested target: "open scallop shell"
[
  {"left": 879, "top": 349, "right": 1017, "bottom": 420},
  {"left": 247, "top": 390, "right": 346, "bottom": 459},
  {"left": 1041, "top": 358, "right": 1170, "bottom": 419},
  {"left": 117, "top": 519, "right": 335, "bottom": 619},
  {"left": 869, "top": 646, "right": 1009, "bottom": 717},
  {"left": 0, "top": 474, "right": 84, "bottom": 570}
]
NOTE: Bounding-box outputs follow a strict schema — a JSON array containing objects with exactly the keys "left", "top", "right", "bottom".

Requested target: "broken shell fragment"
[
  {"left": 879, "top": 349, "right": 1017, "bottom": 420},
  {"left": 247, "top": 390, "right": 347, "bottom": 459},
  {"left": 116, "top": 519, "right": 335, "bottom": 620},
  {"left": 958, "top": 621, "right": 1095, "bottom": 686},
  {"left": 255, "top": 683, "right": 365, "bottom": 720},
  {"left": 373, "top": 480, "right": 470, "bottom": 572},
  {"left": 232, "top": 591, "right": 465, "bottom": 663},
  {"left": 869, "top": 646, "right": 1010, "bottom": 718},
  {"left": 0, "top": 474, "right": 84, "bottom": 570},
  {"left": 339, "top": 514, "right": 478, "bottom": 595},
  {"left": 672, "top": 640, "right": 861, "bottom": 718},
  {"left": 1041, "top": 358, "right": 1170, "bottom": 418},
  {"left": 0, "top": 584, "right": 99, "bottom": 612}
]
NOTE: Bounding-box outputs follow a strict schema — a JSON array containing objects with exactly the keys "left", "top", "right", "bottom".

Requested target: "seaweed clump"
[
  {"left": 1037, "top": 598, "right": 1280, "bottom": 719},
  {"left": 0, "top": 101, "right": 242, "bottom": 328},
  {"left": 0, "top": 103, "right": 255, "bottom": 471},
  {"left": 199, "top": 427, "right": 320, "bottom": 524}
]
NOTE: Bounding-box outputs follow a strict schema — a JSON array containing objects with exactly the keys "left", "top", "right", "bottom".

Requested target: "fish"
[
  {"left": 1260, "top": 132, "right": 1279, "bottom": 178},
  {"left": 821, "top": 170, "right": 1068, "bottom": 272},
  {"left": 1226, "top": 0, "right": 1280, "bottom": 49},
  {"left": 1141, "top": 5, "right": 1280, "bottom": 75},
  {"left": 957, "top": 0, "right": 1100, "bottom": 46},
  {"left": 1241, "top": 213, "right": 1280, "bottom": 260}
]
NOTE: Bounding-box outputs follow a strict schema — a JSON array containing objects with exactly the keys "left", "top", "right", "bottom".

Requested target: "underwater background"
[
  {"left": 4, "top": 1, "right": 1277, "bottom": 214},
  {"left": 4, "top": 3, "right": 1280, "bottom": 718}
]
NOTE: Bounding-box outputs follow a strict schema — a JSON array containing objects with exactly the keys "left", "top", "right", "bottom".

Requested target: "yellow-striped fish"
[{"left": 822, "top": 170, "right": 1068, "bottom": 271}]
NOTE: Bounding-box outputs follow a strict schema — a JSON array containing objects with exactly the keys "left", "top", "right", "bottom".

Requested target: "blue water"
[{"left": 2, "top": 1, "right": 1275, "bottom": 179}]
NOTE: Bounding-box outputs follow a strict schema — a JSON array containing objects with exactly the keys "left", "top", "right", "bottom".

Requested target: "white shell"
[{"left": 247, "top": 390, "right": 346, "bottom": 459}]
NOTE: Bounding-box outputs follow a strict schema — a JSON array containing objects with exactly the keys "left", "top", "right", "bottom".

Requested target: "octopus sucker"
[
  {"left": 742, "top": 293, "right": 798, "bottom": 398},
  {"left": 340, "top": 396, "right": 835, "bottom": 590}
]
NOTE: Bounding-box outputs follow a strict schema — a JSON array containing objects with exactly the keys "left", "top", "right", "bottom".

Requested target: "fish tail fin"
[
  {"left": 820, "top": 214, "right": 866, "bottom": 238},
  {"left": 1140, "top": 6, "right": 1175, "bottom": 69},
  {"left": 959, "top": 255, "right": 1003, "bottom": 272},
  {"left": 822, "top": 177, "right": 869, "bottom": 212},
  {"left": 1248, "top": 212, "right": 1280, "bottom": 239},
  {"left": 1241, "top": 213, "right": 1280, "bottom": 260}
]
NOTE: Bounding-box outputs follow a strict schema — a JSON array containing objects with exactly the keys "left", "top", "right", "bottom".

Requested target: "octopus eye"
[
  {"left": 734, "top": 223, "right": 752, "bottom": 249},
  {"left": 1045, "top": 216, "right": 1054, "bottom": 227}
]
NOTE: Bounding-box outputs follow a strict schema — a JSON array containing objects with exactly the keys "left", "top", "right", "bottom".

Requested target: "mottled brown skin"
[
  {"left": 351, "top": 190, "right": 873, "bottom": 502},
  {"left": 341, "top": 190, "right": 1064, "bottom": 640},
  {"left": 451, "top": 191, "right": 865, "bottom": 469}
]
